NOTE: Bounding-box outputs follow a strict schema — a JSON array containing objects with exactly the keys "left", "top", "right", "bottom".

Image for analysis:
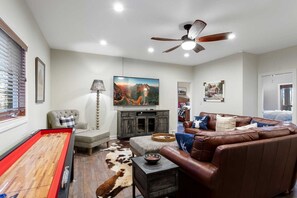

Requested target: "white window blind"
[{"left": 0, "top": 19, "right": 27, "bottom": 121}]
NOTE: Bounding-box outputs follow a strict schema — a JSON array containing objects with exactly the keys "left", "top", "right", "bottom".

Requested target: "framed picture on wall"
[
  {"left": 178, "top": 87, "right": 187, "bottom": 95},
  {"left": 35, "top": 57, "right": 45, "bottom": 103},
  {"left": 203, "top": 80, "right": 225, "bottom": 102}
]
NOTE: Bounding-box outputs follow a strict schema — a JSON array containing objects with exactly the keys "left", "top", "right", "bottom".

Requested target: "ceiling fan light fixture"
[
  {"left": 228, "top": 33, "right": 236, "bottom": 40},
  {"left": 181, "top": 40, "right": 196, "bottom": 50}
]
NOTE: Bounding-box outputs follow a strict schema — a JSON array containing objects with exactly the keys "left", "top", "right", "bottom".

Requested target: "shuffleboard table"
[{"left": 0, "top": 128, "right": 75, "bottom": 198}]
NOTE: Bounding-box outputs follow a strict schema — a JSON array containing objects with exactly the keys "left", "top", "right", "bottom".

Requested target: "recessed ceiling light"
[
  {"left": 113, "top": 2, "right": 124, "bottom": 12},
  {"left": 100, "top": 40, "right": 107, "bottom": 46},
  {"left": 228, "top": 33, "right": 236, "bottom": 40},
  {"left": 184, "top": 53, "right": 190, "bottom": 58},
  {"left": 148, "top": 47, "right": 154, "bottom": 53}
]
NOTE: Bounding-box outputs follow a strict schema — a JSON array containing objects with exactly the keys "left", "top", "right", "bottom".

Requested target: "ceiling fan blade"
[
  {"left": 197, "top": 32, "right": 232, "bottom": 42},
  {"left": 151, "top": 37, "right": 182, "bottom": 41},
  {"left": 162, "top": 44, "right": 181, "bottom": 53},
  {"left": 188, "top": 20, "right": 207, "bottom": 40},
  {"left": 193, "top": 44, "right": 205, "bottom": 53}
]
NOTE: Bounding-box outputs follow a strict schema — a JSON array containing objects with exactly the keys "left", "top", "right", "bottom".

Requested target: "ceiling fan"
[{"left": 151, "top": 19, "right": 235, "bottom": 53}]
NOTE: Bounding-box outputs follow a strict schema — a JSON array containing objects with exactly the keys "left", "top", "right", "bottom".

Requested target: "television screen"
[{"left": 113, "top": 76, "right": 159, "bottom": 106}]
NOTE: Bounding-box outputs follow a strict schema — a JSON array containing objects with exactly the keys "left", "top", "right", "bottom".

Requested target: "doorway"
[
  {"left": 177, "top": 82, "right": 191, "bottom": 132},
  {"left": 261, "top": 72, "right": 293, "bottom": 122}
]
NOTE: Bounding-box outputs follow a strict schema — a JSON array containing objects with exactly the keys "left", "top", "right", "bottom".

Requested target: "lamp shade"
[{"left": 90, "top": 80, "right": 105, "bottom": 92}]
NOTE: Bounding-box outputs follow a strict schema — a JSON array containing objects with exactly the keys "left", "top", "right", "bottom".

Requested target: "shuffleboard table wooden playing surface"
[{"left": 0, "top": 128, "right": 75, "bottom": 198}]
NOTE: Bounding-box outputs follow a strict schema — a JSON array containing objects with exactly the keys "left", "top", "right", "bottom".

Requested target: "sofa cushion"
[
  {"left": 200, "top": 112, "right": 221, "bottom": 131},
  {"left": 223, "top": 114, "right": 252, "bottom": 127},
  {"left": 60, "top": 115, "right": 75, "bottom": 128},
  {"left": 251, "top": 117, "right": 281, "bottom": 127},
  {"left": 185, "top": 128, "right": 209, "bottom": 134},
  {"left": 253, "top": 126, "right": 291, "bottom": 139},
  {"left": 236, "top": 123, "right": 257, "bottom": 130},
  {"left": 216, "top": 115, "right": 236, "bottom": 131},
  {"left": 190, "top": 130, "right": 259, "bottom": 162},
  {"left": 251, "top": 120, "right": 276, "bottom": 127},
  {"left": 176, "top": 132, "right": 195, "bottom": 153},
  {"left": 192, "top": 116, "right": 209, "bottom": 130}
]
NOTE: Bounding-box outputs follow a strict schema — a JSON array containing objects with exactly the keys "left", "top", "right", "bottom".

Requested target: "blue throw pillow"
[
  {"left": 191, "top": 116, "right": 209, "bottom": 130},
  {"left": 251, "top": 120, "right": 275, "bottom": 127},
  {"left": 175, "top": 132, "right": 195, "bottom": 153}
]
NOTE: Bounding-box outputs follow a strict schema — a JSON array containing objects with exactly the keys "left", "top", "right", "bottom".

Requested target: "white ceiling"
[{"left": 25, "top": 0, "right": 297, "bottom": 66}]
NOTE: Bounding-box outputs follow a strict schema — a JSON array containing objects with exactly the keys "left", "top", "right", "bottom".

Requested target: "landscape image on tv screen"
[{"left": 113, "top": 76, "right": 159, "bottom": 106}]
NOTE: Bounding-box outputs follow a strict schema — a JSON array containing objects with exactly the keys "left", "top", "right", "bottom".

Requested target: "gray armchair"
[
  {"left": 47, "top": 109, "right": 110, "bottom": 155},
  {"left": 47, "top": 109, "right": 88, "bottom": 133}
]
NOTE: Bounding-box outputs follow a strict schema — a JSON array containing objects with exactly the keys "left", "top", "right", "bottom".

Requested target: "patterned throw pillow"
[
  {"left": 191, "top": 116, "right": 209, "bottom": 130},
  {"left": 60, "top": 115, "right": 75, "bottom": 128},
  {"left": 251, "top": 120, "right": 275, "bottom": 127},
  {"left": 175, "top": 132, "right": 195, "bottom": 153},
  {"left": 216, "top": 114, "right": 236, "bottom": 131}
]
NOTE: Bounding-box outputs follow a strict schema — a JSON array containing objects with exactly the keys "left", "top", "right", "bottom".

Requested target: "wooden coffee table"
[{"left": 131, "top": 155, "right": 178, "bottom": 198}]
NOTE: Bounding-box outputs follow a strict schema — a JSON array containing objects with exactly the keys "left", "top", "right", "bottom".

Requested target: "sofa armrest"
[
  {"left": 184, "top": 121, "right": 193, "bottom": 128},
  {"left": 160, "top": 146, "right": 218, "bottom": 189},
  {"left": 75, "top": 122, "right": 88, "bottom": 129}
]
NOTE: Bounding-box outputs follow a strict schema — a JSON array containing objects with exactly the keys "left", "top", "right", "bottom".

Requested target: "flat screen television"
[{"left": 113, "top": 76, "right": 159, "bottom": 106}]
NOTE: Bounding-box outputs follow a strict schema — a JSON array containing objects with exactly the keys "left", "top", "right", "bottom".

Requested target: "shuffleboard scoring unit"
[{"left": 0, "top": 128, "right": 75, "bottom": 198}]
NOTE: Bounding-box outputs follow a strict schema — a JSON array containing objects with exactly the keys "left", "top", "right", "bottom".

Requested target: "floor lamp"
[{"left": 90, "top": 80, "right": 105, "bottom": 130}]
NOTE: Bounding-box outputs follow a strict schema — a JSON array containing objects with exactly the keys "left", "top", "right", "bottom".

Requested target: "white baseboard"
[{"left": 110, "top": 135, "right": 117, "bottom": 140}]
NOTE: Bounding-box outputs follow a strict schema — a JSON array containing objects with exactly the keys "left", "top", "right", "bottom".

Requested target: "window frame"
[{"left": 0, "top": 18, "right": 28, "bottom": 123}]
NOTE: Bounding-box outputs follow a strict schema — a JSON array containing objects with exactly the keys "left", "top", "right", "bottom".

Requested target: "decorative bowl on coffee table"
[{"left": 144, "top": 153, "right": 161, "bottom": 165}]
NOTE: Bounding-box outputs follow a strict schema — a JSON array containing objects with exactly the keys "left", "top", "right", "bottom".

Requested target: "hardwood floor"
[
  {"left": 69, "top": 140, "right": 140, "bottom": 198},
  {"left": 69, "top": 140, "right": 297, "bottom": 198}
]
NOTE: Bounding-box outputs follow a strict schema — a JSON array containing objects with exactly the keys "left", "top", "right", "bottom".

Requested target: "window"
[
  {"left": 280, "top": 84, "right": 293, "bottom": 111},
  {"left": 0, "top": 18, "right": 27, "bottom": 121}
]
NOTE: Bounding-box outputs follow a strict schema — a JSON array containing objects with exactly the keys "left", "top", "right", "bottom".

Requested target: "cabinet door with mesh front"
[
  {"left": 121, "top": 117, "right": 136, "bottom": 138},
  {"left": 156, "top": 116, "right": 169, "bottom": 133}
]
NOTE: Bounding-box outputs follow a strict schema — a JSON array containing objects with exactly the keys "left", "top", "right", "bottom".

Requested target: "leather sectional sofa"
[
  {"left": 183, "top": 112, "right": 286, "bottom": 134},
  {"left": 160, "top": 112, "right": 297, "bottom": 198}
]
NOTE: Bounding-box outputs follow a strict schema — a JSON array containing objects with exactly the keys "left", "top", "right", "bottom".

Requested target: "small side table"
[{"left": 131, "top": 155, "right": 178, "bottom": 198}]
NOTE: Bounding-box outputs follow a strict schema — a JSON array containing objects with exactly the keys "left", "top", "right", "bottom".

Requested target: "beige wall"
[
  {"left": 50, "top": 49, "right": 193, "bottom": 137},
  {"left": 258, "top": 46, "right": 297, "bottom": 123},
  {"left": 0, "top": 0, "right": 50, "bottom": 154},
  {"left": 242, "top": 53, "right": 258, "bottom": 116},
  {"left": 192, "top": 53, "right": 244, "bottom": 116}
]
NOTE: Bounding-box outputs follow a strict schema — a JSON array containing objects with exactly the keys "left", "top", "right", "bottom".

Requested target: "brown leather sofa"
[
  {"left": 184, "top": 112, "right": 285, "bottom": 134},
  {"left": 161, "top": 112, "right": 297, "bottom": 198}
]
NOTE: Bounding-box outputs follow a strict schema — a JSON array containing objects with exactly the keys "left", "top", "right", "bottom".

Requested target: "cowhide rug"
[{"left": 96, "top": 142, "right": 133, "bottom": 198}]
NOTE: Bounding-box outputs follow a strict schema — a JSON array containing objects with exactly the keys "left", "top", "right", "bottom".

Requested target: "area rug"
[{"left": 96, "top": 142, "right": 133, "bottom": 198}]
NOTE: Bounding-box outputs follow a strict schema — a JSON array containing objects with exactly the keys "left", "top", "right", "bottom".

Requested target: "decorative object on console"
[
  {"left": 175, "top": 132, "right": 194, "bottom": 153},
  {"left": 215, "top": 114, "right": 236, "bottom": 131},
  {"left": 192, "top": 115, "right": 209, "bottom": 129},
  {"left": 203, "top": 80, "right": 224, "bottom": 102},
  {"left": 35, "top": 57, "right": 45, "bottom": 103},
  {"left": 90, "top": 79, "right": 105, "bottom": 130},
  {"left": 113, "top": 76, "right": 159, "bottom": 106}
]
